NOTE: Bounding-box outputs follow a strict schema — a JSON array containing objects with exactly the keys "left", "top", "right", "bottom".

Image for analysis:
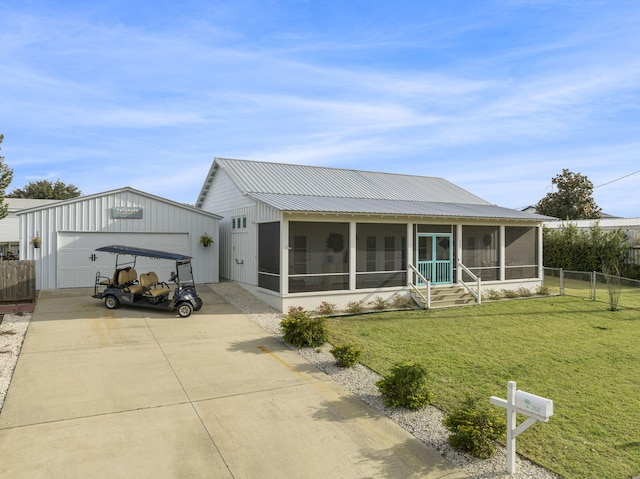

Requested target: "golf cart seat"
[
  {"left": 118, "top": 268, "right": 143, "bottom": 294},
  {"left": 99, "top": 270, "right": 119, "bottom": 287},
  {"left": 140, "top": 272, "right": 171, "bottom": 298}
]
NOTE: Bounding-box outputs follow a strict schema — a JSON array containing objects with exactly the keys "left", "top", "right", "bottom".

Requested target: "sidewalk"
[{"left": 0, "top": 286, "right": 467, "bottom": 478}]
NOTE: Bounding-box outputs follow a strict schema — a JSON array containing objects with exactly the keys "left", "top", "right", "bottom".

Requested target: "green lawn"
[{"left": 327, "top": 295, "right": 640, "bottom": 479}]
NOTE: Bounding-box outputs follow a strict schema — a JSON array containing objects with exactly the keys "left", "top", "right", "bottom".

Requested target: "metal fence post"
[
  {"left": 592, "top": 271, "right": 597, "bottom": 300},
  {"left": 559, "top": 268, "right": 564, "bottom": 295}
]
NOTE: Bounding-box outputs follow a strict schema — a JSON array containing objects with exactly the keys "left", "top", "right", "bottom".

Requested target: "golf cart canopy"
[{"left": 95, "top": 245, "right": 192, "bottom": 261}]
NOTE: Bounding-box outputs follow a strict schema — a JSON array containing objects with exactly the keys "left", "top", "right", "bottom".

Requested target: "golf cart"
[{"left": 92, "top": 245, "right": 202, "bottom": 317}]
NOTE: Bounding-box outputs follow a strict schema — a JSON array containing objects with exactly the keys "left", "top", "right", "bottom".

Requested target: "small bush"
[
  {"left": 316, "top": 301, "right": 337, "bottom": 315},
  {"left": 390, "top": 293, "right": 412, "bottom": 309},
  {"left": 369, "top": 296, "right": 388, "bottom": 310},
  {"left": 444, "top": 396, "right": 506, "bottom": 459},
  {"left": 483, "top": 289, "right": 502, "bottom": 300},
  {"left": 536, "top": 285, "right": 551, "bottom": 296},
  {"left": 287, "top": 305, "right": 306, "bottom": 315},
  {"left": 516, "top": 287, "right": 533, "bottom": 297},
  {"left": 280, "top": 308, "right": 329, "bottom": 348},
  {"left": 376, "top": 361, "right": 432, "bottom": 409},
  {"left": 345, "top": 301, "right": 364, "bottom": 314},
  {"left": 501, "top": 289, "right": 519, "bottom": 299},
  {"left": 330, "top": 344, "right": 363, "bottom": 368}
]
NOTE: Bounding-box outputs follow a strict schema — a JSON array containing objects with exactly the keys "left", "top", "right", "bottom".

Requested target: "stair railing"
[
  {"left": 457, "top": 259, "right": 482, "bottom": 305},
  {"left": 408, "top": 264, "right": 430, "bottom": 309}
]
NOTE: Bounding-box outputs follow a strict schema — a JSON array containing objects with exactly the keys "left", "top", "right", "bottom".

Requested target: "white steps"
[{"left": 411, "top": 284, "right": 477, "bottom": 309}]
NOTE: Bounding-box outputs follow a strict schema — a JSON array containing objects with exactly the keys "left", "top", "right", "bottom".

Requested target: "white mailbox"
[
  {"left": 515, "top": 390, "right": 554, "bottom": 421},
  {"left": 490, "top": 381, "right": 555, "bottom": 475}
]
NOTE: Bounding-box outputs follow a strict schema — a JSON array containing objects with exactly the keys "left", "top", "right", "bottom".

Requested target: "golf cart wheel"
[
  {"left": 193, "top": 297, "right": 203, "bottom": 311},
  {"left": 177, "top": 302, "right": 193, "bottom": 318},
  {"left": 105, "top": 295, "right": 120, "bottom": 310}
]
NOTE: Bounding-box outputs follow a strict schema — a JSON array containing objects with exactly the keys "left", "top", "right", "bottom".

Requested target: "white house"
[
  {"left": 18, "top": 187, "right": 221, "bottom": 290},
  {"left": 0, "top": 198, "right": 59, "bottom": 259},
  {"left": 196, "top": 158, "right": 548, "bottom": 312}
]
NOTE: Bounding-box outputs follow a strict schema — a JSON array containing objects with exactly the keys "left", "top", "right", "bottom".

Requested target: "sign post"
[{"left": 490, "top": 381, "right": 553, "bottom": 474}]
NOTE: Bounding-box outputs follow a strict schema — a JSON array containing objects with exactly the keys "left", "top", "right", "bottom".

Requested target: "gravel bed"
[
  {"left": 209, "top": 282, "right": 561, "bottom": 479},
  {"left": 0, "top": 313, "right": 31, "bottom": 413}
]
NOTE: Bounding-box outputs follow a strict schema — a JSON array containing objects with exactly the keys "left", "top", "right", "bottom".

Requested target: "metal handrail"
[
  {"left": 457, "top": 259, "right": 482, "bottom": 305},
  {"left": 408, "top": 264, "right": 430, "bottom": 309}
]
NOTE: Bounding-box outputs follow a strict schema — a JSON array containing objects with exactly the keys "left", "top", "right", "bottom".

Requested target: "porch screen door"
[{"left": 416, "top": 234, "right": 452, "bottom": 285}]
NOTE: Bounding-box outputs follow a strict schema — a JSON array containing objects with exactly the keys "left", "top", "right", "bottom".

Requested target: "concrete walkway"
[{"left": 0, "top": 286, "right": 467, "bottom": 479}]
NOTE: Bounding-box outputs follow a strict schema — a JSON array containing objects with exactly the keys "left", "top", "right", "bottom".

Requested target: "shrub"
[
  {"left": 287, "top": 305, "right": 305, "bottom": 315},
  {"left": 280, "top": 308, "right": 329, "bottom": 348},
  {"left": 316, "top": 301, "right": 337, "bottom": 315},
  {"left": 330, "top": 344, "right": 363, "bottom": 368},
  {"left": 390, "top": 293, "right": 412, "bottom": 309},
  {"left": 516, "top": 287, "right": 533, "bottom": 297},
  {"left": 444, "top": 396, "right": 506, "bottom": 459},
  {"left": 501, "top": 289, "right": 519, "bottom": 299},
  {"left": 369, "top": 296, "right": 387, "bottom": 310},
  {"left": 376, "top": 361, "right": 432, "bottom": 409},
  {"left": 345, "top": 301, "right": 364, "bottom": 314},
  {"left": 484, "top": 289, "right": 502, "bottom": 301},
  {"left": 543, "top": 223, "right": 629, "bottom": 274},
  {"left": 536, "top": 285, "right": 551, "bottom": 296}
]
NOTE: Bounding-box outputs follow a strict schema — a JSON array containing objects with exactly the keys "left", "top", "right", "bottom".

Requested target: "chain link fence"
[{"left": 544, "top": 267, "right": 640, "bottom": 310}]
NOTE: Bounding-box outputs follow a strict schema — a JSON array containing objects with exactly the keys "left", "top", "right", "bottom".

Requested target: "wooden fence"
[{"left": 0, "top": 260, "right": 36, "bottom": 303}]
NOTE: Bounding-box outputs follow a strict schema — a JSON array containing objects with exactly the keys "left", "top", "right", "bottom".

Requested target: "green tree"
[
  {"left": 536, "top": 169, "right": 601, "bottom": 219},
  {"left": 0, "top": 134, "right": 14, "bottom": 219},
  {"left": 8, "top": 179, "right": 81, "bottom": 200}
]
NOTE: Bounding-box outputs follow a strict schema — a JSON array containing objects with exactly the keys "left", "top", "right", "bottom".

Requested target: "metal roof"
[
  {"left": 196, "top": 158, "right": 547, "bottom": 221},
  {"left": 214, "top": 158, "right": 491, "bottom": 204},
  {"left": 544, "top": 218, "right": 640, "bottom": 229},
  {"left": 6, "top": 198, "right": 60, "bottom": 212},
  {"left": 16, "top": 186, "right": 222, "bottom": 219},
  {"left": 249, "top": 193, "right": 547, "bottom": 220}
]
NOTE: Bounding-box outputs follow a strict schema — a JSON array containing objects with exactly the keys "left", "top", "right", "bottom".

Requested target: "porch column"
[
  {"left": 455, "top": 224, "right": 463, "bottom": 283},
  {"left": 407, "top": 223, "right": 414, "bottom": 285},
  {"left": 281, "top": 217, "right": 289, "bottom": 295},
  {"left": 538, "top": 225, "right": 544, "bottom": 279},
  {"left": 499, "top": 225, "right": 506, "bottom": 281},
  {"left": 349, "top": 221, "right": 356, "bottom": 290}
]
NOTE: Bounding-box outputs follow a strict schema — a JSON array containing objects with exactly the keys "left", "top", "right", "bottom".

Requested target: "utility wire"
[
  {"left": 517, "top": 168, "right": 640, "bottom": 210},
  {"left": 594, "top": 169, "right": 640, "bottom": 189}
]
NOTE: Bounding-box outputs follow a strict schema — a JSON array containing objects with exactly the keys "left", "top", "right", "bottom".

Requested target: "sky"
[{"left": 2, "top": 0, "right": 640, "bottom": 216}]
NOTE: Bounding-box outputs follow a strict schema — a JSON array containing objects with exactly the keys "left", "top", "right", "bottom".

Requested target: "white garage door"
[{"left": 57, "top": 232, "right": 190, "bottom": 288}]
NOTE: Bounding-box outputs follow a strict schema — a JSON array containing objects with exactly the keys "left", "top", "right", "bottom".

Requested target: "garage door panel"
[{"left": 58, "top": 233, "right": 189, "bottom": 288}]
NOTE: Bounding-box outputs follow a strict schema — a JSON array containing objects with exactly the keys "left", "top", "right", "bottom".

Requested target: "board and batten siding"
[
  {"left": 19, "top": 189, "right": 219, "bottom": 290},
  {"left": 199, "top": 168, "right": 283, "bottom": 285}
]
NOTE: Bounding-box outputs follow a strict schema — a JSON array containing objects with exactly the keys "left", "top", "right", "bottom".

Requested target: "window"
[
  {"left": 356, "top": 224, "right": 406, "bottom": 289},
  {"left": 258, "top": 222, "right": 280, "bottom": 291},
  {"left": 384, "top": 236, "right": 395, "bottom": 271},
  {"left": 462, "top": 225, "right": 499, "bottom": 281},
  {"left": 505, "top": 227, "right": 538, "bottom": 279},
  {"left": 289, "top": 221, "right": 349, "bottom": 293},
  {"left": 288, "top": 222, "right": 349, "bottom": 292},
  {"left": 366, "top": 237, "right": 376, "bottom": 271},
  {"left": 232, "top": 215, "right": 247, "bottom": 230}
]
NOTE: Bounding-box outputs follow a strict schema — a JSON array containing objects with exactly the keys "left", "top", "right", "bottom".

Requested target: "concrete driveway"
[{"left": 0, "top": 286, "right": 467, "bottom": 479}]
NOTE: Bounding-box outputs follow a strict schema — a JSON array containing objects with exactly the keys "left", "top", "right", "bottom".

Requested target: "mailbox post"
[{"left": 490, "top": 381, "right": 553, "bottom": 474}]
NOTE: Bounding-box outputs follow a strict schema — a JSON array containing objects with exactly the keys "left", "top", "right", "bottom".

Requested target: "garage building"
[{"left": 18, "top": 187, "right": 221, "bottom": 290}]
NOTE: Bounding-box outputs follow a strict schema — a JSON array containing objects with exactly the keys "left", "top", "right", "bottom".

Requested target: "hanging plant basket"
[
  {"left": 200, "top": 233, "right": 214, "bottom": 247},
  {"left": 31, "top": 236, "right": 41, "bottom": 248}
]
